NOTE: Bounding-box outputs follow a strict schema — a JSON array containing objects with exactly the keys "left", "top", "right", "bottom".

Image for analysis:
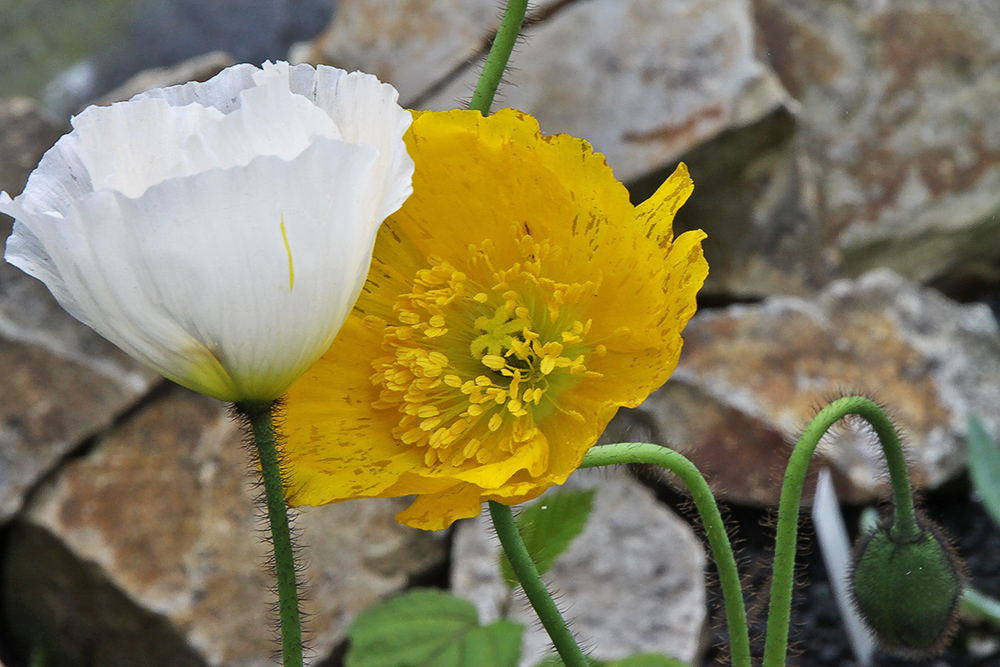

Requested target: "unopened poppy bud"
[{"left": 850, "top": 515, "right": 964, "bottom": 658}]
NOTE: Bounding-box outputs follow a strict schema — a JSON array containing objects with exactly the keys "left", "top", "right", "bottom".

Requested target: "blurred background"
[{"left": 2, "top": 0, "right": 1000, "bottom": 666}]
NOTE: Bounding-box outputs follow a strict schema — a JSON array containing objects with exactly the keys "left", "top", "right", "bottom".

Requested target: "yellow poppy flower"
[{"left": 281, "top": 109, "right": 708, "bottom": 530}]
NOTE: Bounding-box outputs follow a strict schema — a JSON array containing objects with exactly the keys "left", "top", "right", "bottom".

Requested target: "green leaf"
[
  {"left": 500, "top": 488, "right": 597, "bottom": 586},
  {"left": 346, "top": 589, "right": 524, "bottom": 667},
  {"left": 968, "top": 415, "right": 1000, "bottom": 528},
  {"left": 601, "top": 655, "right": 694, "bottom": 667},
  {"left": 534, "top": 653, "right": 694, "bottom": 667}
]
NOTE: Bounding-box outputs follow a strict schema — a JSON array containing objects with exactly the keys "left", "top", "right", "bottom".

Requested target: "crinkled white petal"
[
  {"left": 5, "top": 137, "right": 382, "bottom": 401},
  {"left": 282, "top": 62, "right": 415, "bottom": 223},
  {"left": 1, "top": 61, "right": 415, "bottom": 402}
]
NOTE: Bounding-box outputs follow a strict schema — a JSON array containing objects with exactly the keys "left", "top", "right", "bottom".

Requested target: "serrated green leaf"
[
  {"left": 968, "top": 415, "right": 1000, "bottom": 528},
  {"left": 534, "top": 653, "right": 693, "bottom": 667},
  {"left": 346, "top": 589, "right": 524, "bottom": 667},
  {"left": 500, "top": 488, "right": 597, "bottom": 586}
]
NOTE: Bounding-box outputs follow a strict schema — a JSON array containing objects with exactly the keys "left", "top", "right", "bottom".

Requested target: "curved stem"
[
  {"left": 761, "top": 395, "right": 918, "bottom": 667},
  {"left": 237, "top": 401, "right": 303, "bottom": 667},
  {"left": 581, "top": 443, "right": 752, "bottom": 667},
  {"left": 488, "top": 501, "right": 589, "bottom": 667},
  {"left": 468, "top": 0, "right": 529, "bottom": 115}
]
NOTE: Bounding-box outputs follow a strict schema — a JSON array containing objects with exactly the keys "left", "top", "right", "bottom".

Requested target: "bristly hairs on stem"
[
  {"left": 232, "top": 400, "right": 309, "bottom": 666},
  {"left": 468, "top": 0, "right": 529, "bottom": 115},
  {"left": 581, "top": 443, "right": 753, "bottom": 667},
  {"left": 761, "top": 395, "right": 964, "bottom": 667}
]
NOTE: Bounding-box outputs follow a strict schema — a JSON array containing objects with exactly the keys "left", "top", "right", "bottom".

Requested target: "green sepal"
[
  {"left": 346, "top": 589, "right": 523, "bottom": 667},
  {"left": 500, "top": 489, "right": 596, "bottom": 587},
  {"left": 851, "top": 516, "right": 964, "bottom": 657}
]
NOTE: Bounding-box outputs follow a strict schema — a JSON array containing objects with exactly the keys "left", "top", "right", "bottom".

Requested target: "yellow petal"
[
  {"left": 280, "top": 110, "right": 709, "bottom": 531},
  {"left": 395, "top": 483, "right": 485, "bottom": 530}
]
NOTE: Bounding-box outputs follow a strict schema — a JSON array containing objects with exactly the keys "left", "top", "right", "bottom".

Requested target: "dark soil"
[{"left": 648, "top": 473, "right": 1000, "bottom": 667}]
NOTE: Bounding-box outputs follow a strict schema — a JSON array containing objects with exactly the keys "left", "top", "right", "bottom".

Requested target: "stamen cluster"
[{"left": 368, "top": 234, "right": 604, "bottom": 468}]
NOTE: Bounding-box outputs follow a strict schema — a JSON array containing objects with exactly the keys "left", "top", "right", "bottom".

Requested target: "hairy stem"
[
  {"left": 762, "top": 395, "right": 918, "bottom": 667},
  {"left": 488, "top": 501, "right": 589, "bottom": 667},
  {"left": 581, "top": 443, "right": 752, "bottom": 667},
  {"left": 468, "top": 0, "right": 529, "bottom": 115},
  {"left": 236, "top": 401, "right": 303, "bottom": 667}
]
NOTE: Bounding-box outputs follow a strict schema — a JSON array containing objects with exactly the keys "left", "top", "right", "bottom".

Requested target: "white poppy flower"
[{"left": 0, "top": 61, "right": 415, "bottom": 402}]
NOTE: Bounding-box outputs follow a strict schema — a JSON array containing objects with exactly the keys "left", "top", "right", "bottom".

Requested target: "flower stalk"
[
  {"left": 469, "top": 0, "right": 529, "bottom": 115},
  {"left": 761, "top": 395, "right": 920, "bottom": 667},
  {"left": 237, "top": 401, "right": 304, "bottom": 667},
  {"left": 474, "top": 5, "right": 588, "bottom": 665},
  {"left": 581, "top": 443, "right": 752, "bottom": 667},
  {"left": 488, "top": 501, "right": 590, "bottom": 667}
]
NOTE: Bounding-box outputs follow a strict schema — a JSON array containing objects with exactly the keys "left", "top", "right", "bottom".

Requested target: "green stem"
[
  {"left": 468, "top": 0, "right": 529, "bottom": 115},
  {"left": 488, "top": 501, "right": 589, "bottom": 667},
  {"left": 762, "top": 396, "right": 919, "bottom": 667},
  {"left": 237, "top": 401, "right": 304, "bottom": 667},
  {"left": 581, "top": 443, "right": 752, "bottom": 667}
]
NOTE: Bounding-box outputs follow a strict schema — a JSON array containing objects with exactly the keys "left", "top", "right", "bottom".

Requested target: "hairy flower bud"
[{"left": 850, "top": 515, "right": 964, "bottom": 658}]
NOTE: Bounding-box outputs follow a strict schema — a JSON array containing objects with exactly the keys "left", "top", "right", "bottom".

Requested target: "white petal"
[
  {"left": 68, "top": 97, "right": 225, "bottom": 198},
  {"left": 2, "top": 62, "right": 415, "bottom": 402},
  {"left": 132, "top": 62, "right": 260, "bottom": 114},
  {"left": 284, "top": 63, "right": 415, "bottom": 223},
  {"left": 173, "top": 66, "right": 342, "bottom": 177},
  {"left": 5, "top": 137, "right": 384, "bottom": 401}
]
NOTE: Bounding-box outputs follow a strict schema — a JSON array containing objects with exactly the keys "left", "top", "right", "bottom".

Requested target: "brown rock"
[
  {"left": 0, "top": 98, "right": 64, "bottom": 205},
  {"left": 3, "top": 387, "right": 447, "bottom": 667},
  {"left": 0, "top": 96, "right": 158, "bottom": 523},
  {"left": 607, "top": 270, "right": 1000, "bottom": 504}
]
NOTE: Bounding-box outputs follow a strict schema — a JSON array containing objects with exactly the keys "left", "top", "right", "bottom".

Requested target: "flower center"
[{"left": 367, "top": 235, "right": 604, "bottom": 469}]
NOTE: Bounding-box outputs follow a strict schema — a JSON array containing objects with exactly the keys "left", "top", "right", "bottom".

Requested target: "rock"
[
  {"left": 607, "top": 270, "right": 1000, "bottom": 504},
  {"left": 2, "top": 387, "right": 447, "bottom": 667},
  {"left": 661, "top": 107, "right": 838, "bottom": 298},
  {"left": 753, "top": 0, "right": 1000, "bottom": 288},
  {"left": 290, "top": 0, "right": 526, "bottom": 104},
  {"left": 93, "top": 51, "right": 236, "bottom": 107},
  {"left": 0, "top": 99, "right": 157, "bottom": 524},
  {"left": 38, "top": 0, "right": 336, "bottom": 117},
  {"left": 295, "top": 0, "right": 792, "bottom": 182},
  {"left": 451, "top": 468, "right": 707, "bottom": 666},
  {"left": 0, "top": 98, "right": 64, "bottom": 201}
]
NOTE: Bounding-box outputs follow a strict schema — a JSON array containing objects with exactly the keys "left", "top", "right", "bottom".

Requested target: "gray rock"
[
  {"left": 607, "top": 270, "right": 1000, "bottom": 504},
  {"left": 291, "top": 0, "right": 542, "bottom": 104},
  {"left": 754, "top": 0, "right": 1000, "bottom": 287},
  {"left": 658, "top": 108, "right": 837, "bottom": 298},
  {"left": 3, "top": 387, "right": 448, "bottom": 667},
  {"left": 295, "top": 0, "right": 792, "bottom": 182},
  {"left": 93, "top": 51, "right": 236, "bottom": 107},
  {"left": 451, "top": 468, "right": 707, "bottom": 666}
]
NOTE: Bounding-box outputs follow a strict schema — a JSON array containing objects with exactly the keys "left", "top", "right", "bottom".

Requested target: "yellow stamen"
[{"left": 369, "top": 238, "right": 603, "bottom": 469}]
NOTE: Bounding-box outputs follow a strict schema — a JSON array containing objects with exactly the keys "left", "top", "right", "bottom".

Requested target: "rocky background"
[{"left": 3, "top": 0, "right": 1000, "bottom": 666}]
